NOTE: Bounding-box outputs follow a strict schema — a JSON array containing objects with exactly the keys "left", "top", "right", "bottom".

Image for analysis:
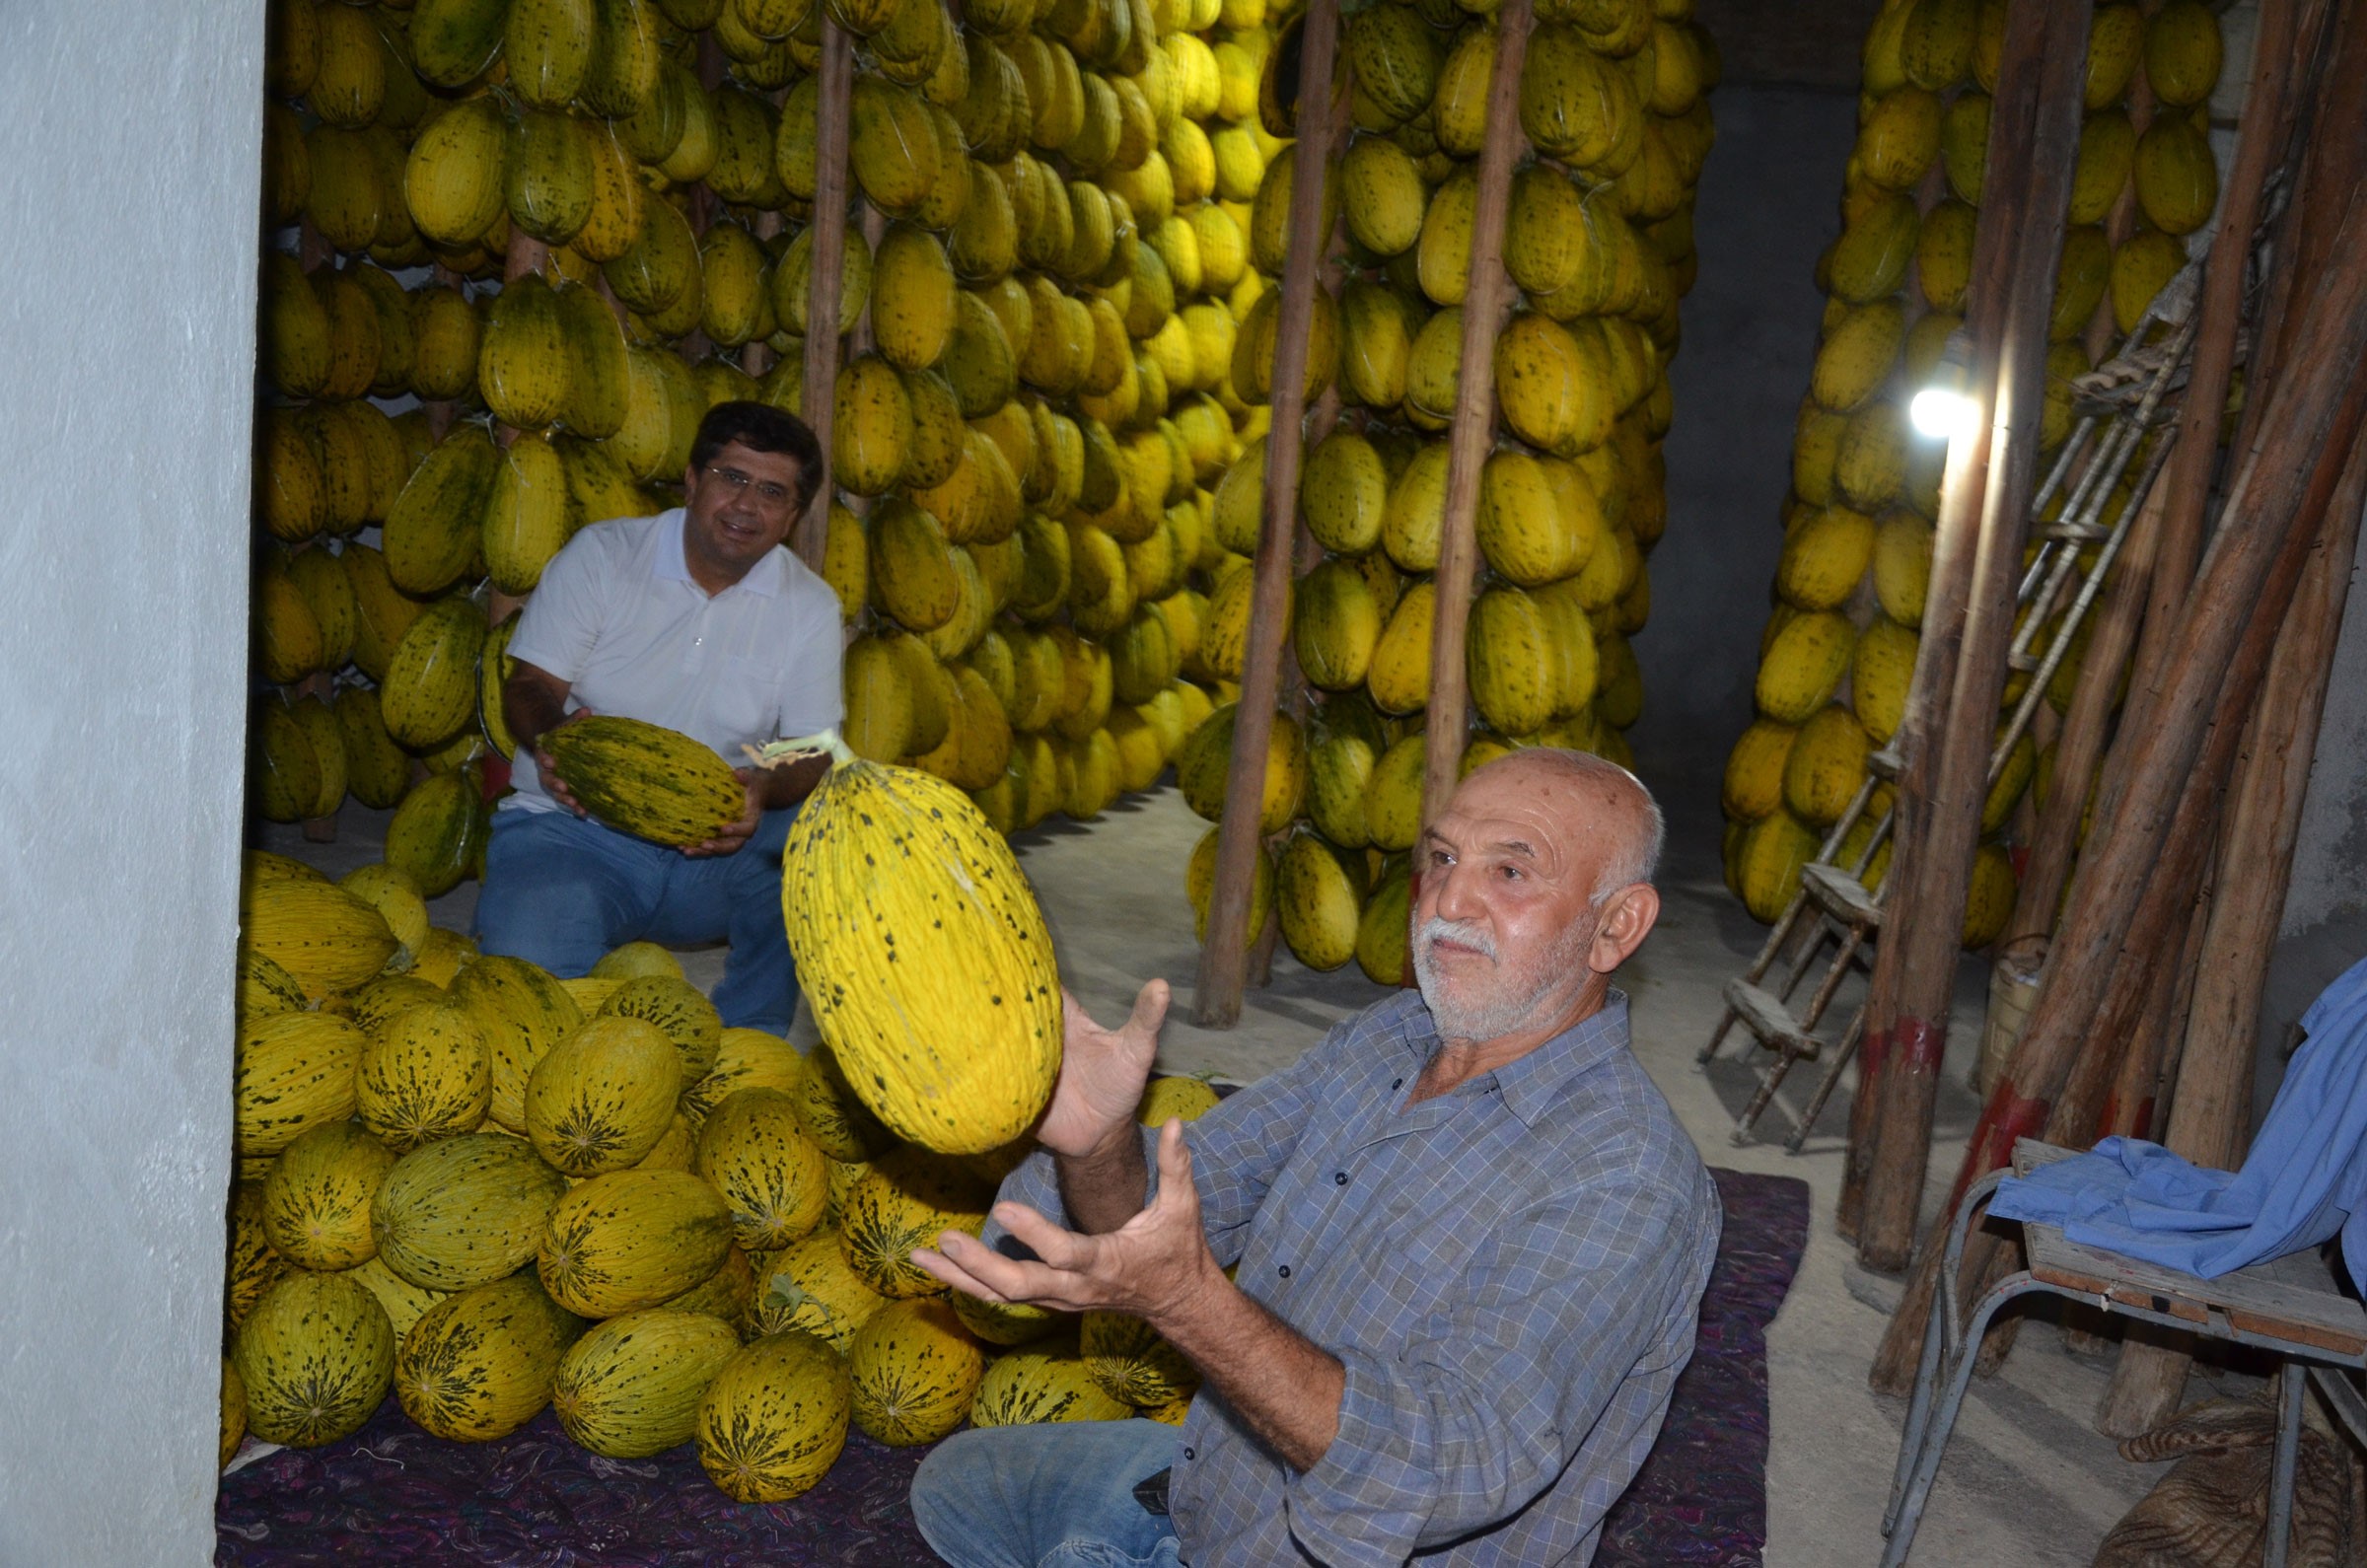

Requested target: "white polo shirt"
[{"left": 500, "top": 509, "right": 844, "bottom": 815}]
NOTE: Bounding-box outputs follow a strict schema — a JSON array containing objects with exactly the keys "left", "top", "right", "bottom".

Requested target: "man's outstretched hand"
[
  {"left": 914, "top": 1118, "right": 1219, "bottom": 1324},
  {"left": 1035, "top": 979, "right": 1170, "bottom": 1160}
]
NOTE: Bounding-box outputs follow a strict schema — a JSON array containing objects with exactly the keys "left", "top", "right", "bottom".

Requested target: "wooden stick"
[
  {"left": 1191, "top": 0, "right": 1341, "bottom": 1029},
  {"left": 1851, "top": 0, "right": 2094, "bottom": 1273},
  {"left": 1868, "top": 127, "right": 2367, "bottom": 1392},
  {"left": 2001, "top": 479, "right": 2168, "bottom": 951},
  {"left": 742, "top": 207, "right": 783, "bottom": 378},
  {"left": 2095, "top": 429, "right": 2367, "bottom": 1435},
  {"left": 2116, "top": 0, "right": 2303, "bottom": 766},
  {"left": 1419, "top": 0, "right": 1533, "bottom": 831},
  {"left": 795, "top": 19, "right": 853, "bottom": 571}
]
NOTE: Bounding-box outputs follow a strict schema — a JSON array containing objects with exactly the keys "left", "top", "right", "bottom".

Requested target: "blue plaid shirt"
[{"left": 989, "top": 989, "right": 1721, "bottom": 1566}]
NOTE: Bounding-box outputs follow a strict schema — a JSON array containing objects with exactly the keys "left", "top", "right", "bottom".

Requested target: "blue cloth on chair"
[{"left": 1988, "top": 952, "right": 2367, "bottom": 1297}]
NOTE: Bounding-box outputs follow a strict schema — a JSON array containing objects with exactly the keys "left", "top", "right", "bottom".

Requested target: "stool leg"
[
  {"left": 2265, "top": 1364, "right": 2305, "bottom": 1568},
  {"left": 1879, "top": 1281, "right": 2042, "bottom": 1568}
]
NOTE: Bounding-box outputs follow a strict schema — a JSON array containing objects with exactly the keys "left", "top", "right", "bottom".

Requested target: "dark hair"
[{"left": 689, "top": 401, "right": 825, "bottom": 514}]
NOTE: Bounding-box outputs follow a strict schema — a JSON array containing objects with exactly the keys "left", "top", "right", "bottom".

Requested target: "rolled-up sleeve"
[{"left": 1281, "top": 1176, "right": 1698, "bottom": 1563}]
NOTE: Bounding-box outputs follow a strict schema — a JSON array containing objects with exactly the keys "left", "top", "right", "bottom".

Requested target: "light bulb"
[{"left": 1909, "top": 385, "right": 1977, "bottom": 441}]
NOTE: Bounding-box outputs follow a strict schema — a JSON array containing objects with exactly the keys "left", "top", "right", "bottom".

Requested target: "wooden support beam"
[
  {"left": 2115, "top": 0, "right": 2304, "bottom": 764},
  {"left": 1192, "top": 0, "right": 1341, "bottom": 1029},
  {"left": 795, "top": 19, "right": 854, "bottom": 572},
  {"left": 1418, "top": 0, "right": 1533, "bottom": 832},
  {"left": 2001, "top": 480, "right": 2166, "bottom": 952},
  {"left": 2095, "top": 431, "right": 2367, "bottom": 1435},
  {"left": 1867, "top": 75, "right": 2367, "bottom": 1388},
  {"left": 1849, "top": 0, "right": 2094, "bottom": 1272}
]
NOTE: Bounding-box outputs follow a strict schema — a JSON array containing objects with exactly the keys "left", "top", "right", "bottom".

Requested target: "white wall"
[{"left": 0, "top": 4, "right": 262, "bottom": 1563}]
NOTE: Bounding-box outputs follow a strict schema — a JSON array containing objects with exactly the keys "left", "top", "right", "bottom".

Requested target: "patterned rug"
[{"left": 217, "top": 1168, "right": 1808, "bottom": 1567}]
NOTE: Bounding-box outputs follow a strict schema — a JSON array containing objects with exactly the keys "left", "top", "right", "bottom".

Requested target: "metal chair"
[{"left": 1880, "top": 1139, "right": 2367, "bottom": 1568}]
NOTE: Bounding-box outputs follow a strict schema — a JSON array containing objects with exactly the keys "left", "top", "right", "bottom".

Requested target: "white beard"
[{"left": 1411, "top": 912, "right": 1598, "bottom": 1043}]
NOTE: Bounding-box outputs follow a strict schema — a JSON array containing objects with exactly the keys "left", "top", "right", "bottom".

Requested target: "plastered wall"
[{"left": 0, "top": 3, "right": 263, "bottom": 1562}]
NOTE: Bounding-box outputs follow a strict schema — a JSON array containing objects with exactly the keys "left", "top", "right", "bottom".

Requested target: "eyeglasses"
[{"left": 703, "top": 464, "right": 795, "bottom": 510}]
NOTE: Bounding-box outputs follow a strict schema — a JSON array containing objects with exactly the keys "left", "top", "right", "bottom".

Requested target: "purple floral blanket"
[{"left": 218, "top": 1168, "right": 1807, "bottom": 1567}]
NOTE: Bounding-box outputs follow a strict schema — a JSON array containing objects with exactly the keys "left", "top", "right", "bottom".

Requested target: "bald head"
[
  {"left": 1459, "top": 748, "right": 1664, "bottom": 903},
  {"left": 1411, "top": 747, "right": 1666, "bottom": 1050}
]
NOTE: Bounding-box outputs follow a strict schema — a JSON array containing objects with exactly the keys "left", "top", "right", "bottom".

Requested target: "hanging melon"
[
  {"left": 551, "top": 1308, "right": 744, "bottom": 1458},
  {"left": 538, "top": 1169, "right": 737, "bottom": 1317},
  {"left": 232, "top": 1268, "right": 396, "bottom": 1448},
  {"left": 695, "top": 1329, "right": 854, "bottom": 1503},
  {"left": 394, "top": 1269, "right": 588, "bottom": 1442}
]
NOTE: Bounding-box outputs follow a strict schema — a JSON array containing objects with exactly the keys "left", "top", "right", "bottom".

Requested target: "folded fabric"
[{"left": 1988, "top": 952, "right": 2367, "bottom": 1297}]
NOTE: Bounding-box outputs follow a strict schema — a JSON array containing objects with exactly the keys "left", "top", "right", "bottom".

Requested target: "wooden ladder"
[{"left": 1701, "top": 310, "right": 2200, "bottom": 1149}]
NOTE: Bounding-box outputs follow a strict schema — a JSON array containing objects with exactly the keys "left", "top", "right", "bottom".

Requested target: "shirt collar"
[
  {"left": 652, "top": 508, "right": 784, "bottom": 599},
  {"left": 1397, "top": 989, "right": 1634, "bottom": 1130}
]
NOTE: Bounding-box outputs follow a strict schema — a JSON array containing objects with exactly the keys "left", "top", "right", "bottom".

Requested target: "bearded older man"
[{"left": 910, "top": 748, "right": 1721, "bottom": 1567}]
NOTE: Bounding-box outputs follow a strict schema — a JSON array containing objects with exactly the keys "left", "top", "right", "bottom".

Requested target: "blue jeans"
[
  {"left": 911, "top": 1420, "right": 1183, "bottom": 1568},
  {"left": 473, "top": 804, "right": 802, "bottom": 1035}
]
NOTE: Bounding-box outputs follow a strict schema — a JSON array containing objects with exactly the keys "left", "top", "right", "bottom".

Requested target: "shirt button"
[
  {"left": 1333, "top": 1172, "right": 1349, "bottom": 1186},
  {"left": 1183, "top": 1448, "right": 1195, "bottom": 1461},
  {"left": 1392, "top": 1078, "right": 1403, "bottom": 1091},
  {"left": 1277, "top": 1264, "right": 1291, "bottom": 1279}
]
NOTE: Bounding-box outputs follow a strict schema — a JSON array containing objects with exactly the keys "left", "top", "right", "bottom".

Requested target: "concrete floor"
[{"left": 269, "top": 776, "right": 2189, "bottom": 1564}]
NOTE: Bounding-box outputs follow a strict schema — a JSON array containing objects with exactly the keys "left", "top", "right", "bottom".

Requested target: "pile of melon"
[
  {"left": 227, "top": 849, "right": 1218, "bottom": 1499},
  {"left": 1171, "top": 0, "right": 1722, "bottom": 984},
  {"left": 1715, "top": 0, "right": 2232, "bottom": 943}
]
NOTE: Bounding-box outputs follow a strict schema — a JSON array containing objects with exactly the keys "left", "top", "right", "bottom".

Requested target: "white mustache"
[{"left": 1415, "top": 917, "right": 1496, "bottom": 962}]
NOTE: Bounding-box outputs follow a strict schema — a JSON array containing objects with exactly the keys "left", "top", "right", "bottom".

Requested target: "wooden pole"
[
  {"left": 1192, "top": 0, "right": 1341, "bottom": 1028},
  {"left": 2114, "top": 0, "right": 2302, "bottom": 766},
  {"left": 1418, "top": 0, "right": 1533, "bottom": 831},
  {"left": 2000, "top": 479, "right": 2168, "bottom": 951},
  {"left": 794, "top": 19, "right": 853, "bottom": 572},
  {"left": 2095, "top": 432, "right": 2367, "bottom": 1435},
  {"left": 1867, "top": 146, "right": 2367, "bottom": 1390},
  {"left": 1849, "top": 0, "right": 2094, "bottom": 1272}
]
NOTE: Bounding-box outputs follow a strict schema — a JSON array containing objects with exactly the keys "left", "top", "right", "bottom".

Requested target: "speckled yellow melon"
[
  {"left": 696, "top": 1330, "right": 854, "bottom": 1502},
  {"left": 848, "top": 1297, "right": 984, "bottom": 1446}
]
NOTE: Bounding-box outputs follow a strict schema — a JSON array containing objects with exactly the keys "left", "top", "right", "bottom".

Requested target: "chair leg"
[
  {"left": 2265, "top": 1363, "right": 2305, "bottom": 1568},
  {"left": 1878, "top": 1280, "right": 2044, "bottom": 1568},
  {"left": 1883, "top": 1286, "right": 1952, "bottom": 1537},
  {"left": 1885, "top": 1169, "right": 2011, "bottom": 1537}
]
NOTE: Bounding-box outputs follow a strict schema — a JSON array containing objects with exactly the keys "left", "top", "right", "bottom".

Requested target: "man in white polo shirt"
[{"left": 475, "top": 402, "right": 843, "bottom": 1035}]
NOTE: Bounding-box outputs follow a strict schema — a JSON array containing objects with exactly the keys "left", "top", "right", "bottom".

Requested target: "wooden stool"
[{"left": 1881, "top": 1140, "right": 2367, "bottom": 1568}]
